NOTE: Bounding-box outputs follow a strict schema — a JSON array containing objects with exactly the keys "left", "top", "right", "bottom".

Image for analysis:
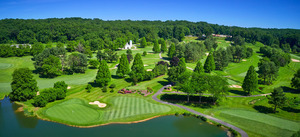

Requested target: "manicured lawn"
[{"left": 45, "top": 98, "right": 102, "bottom": 125}]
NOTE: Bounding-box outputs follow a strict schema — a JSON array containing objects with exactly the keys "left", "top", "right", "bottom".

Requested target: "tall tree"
[
  {"left": 152, "top": 39, "right": 160, "bottom": 53},
  {"left": 130, "top": 53, "right": 145, "bottom": 83},
  {"left": 178, "top": 57, "right": 187, "bottom": 74},
  {"left": 160, "top": 39, "right": 167, "bottom": 53},
  {"left": 191, "top": 73, "right": 209, "bottom": 103},
  {"left": 41, "top": 55, "right": 62, "bottom": 78},
  {"left": 268, "top": 87, "right": 287, "bottom": 112},
  {"left": 194, "top": 61, "right": 204, "bottom": 74},
  {"left": 96, "top": 60, "right": 111, "bottom": 87},
  {"left": 9, "top": 68, "right": 38, "bottom": 101},
  {"left": 168, "top": 43, "right": 176, "bottom": 58},
  {"left": 258, "top": 58, "right": 278, "bottom": 84},
  {"left": 116, "top": 54, "right": 130, "bottom": 77},
  {"left": 242, "top": 65, "right": 258, "bottom": 95},
  {"left": 179, "top": 81, "right": 194, "bottom": 102},
  {"left": 140, "top": 37, "right": 147, "bottom": 48},
  {"left": 204, "top": 52, "right": 215, "bottom": 73},
  {"left": 207, "top": 75, "right": 229, "bottom": 105}
]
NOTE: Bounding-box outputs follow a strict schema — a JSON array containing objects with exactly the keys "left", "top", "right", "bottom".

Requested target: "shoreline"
[{"left": 35, "top": 113, "right": 170, "bottom": 128}]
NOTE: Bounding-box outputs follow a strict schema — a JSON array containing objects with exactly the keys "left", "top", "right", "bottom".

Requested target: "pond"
[{"left": 0, "top": 97, "right": 227, "bottom": 137}]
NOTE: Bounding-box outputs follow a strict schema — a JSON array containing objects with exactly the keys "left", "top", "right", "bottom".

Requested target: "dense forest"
[{"left": 0, "top": 18, "right": 299, "bottom": 50}]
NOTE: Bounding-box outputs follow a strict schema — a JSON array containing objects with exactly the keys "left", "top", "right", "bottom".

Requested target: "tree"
[
  {"left": 41, "top": 55, "right": 62, "bottom": 78},
  {"left": 160, "top": 39, "right": 167, "bottom": 53},
  {"left": 268, "top": 87, "right": 287, "bottom": 112},
  {"left": 32, "top": 95, "right": 48, "bottom": 107},
  {"left": 168, "top": 43, "right": 176, "bottom": 58},
  {"left": 9, "top": 68, "right": 38, "bottom": 101},
  {"left": 127, "top": 49, "right": 133, "bottom": 62},
  {"left": 204, "top": 52, "right": 215, "bottom": 73},
  {"left": 68, "top": 53, "right": 88, "bottom": 73},
  {"left": 152, "top": 39, "right": 160, "bottom": 53},
  {"left": 116, "top": 54, "right": 130, "bottom": 77},
  {"left": 291, "top": 69, "right": 300, "bottom": 91},
  {"left": 242, "top": 65, "right": 258, "bottom": 95},
  {"left": 130, "top": 53, "right": 145, "bottom": 82},
  {"left": 170, "top": 56, "right": 180, "bottom": 67},
  {"left": 109, "top": 84, "right": 116, "bottom": 93},
  {"left": 207, "top": 75, "right": 229, "bottom": 104},
  {"left": 140, "top": 37, "right": 147, "bottom": 48},
  {"left": 152, "top": 62, "right": 168, "bottom": 77},
  {"left": 191, "top": 73, "right": 210, "bottom": 103},
  {"left": 194, "top": 61, "right": 204, "bottom": 74},
  {"left": 258, "top": 58, "right": 279, "bottom": 84},
  {"left": 179, "top": 81, "right": 194, "bottom": 102},
  {"left": 31, "top": 42, "right": 44, "bottom": 56},
  {"left": 214, "top": 48, "right": 230, "bottom": 70},
  {"left": 86, "top": 84, "right": 92, "bottom": 93},
  {"left": 178, "top": 57, "right": 187, "bottom": 74},
  {"left": 96, "top": 60, "right": 111, "bottom": 87},
  {"left": 89, "top": 59, "right": 100, "bottom": 69},
  {"left": 143, "top": 51, "right": 147, "bottom": 56},
  {"left": 233, "top": 35, "right": 245, "bottom": 46},
  {"left": 53, "top": 81, "right": 68, "bottom": 93},
  {"left": 66, "top": 41, "right": 77, "bottom": 52}
]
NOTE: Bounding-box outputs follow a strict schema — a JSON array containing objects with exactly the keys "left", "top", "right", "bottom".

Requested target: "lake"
[{"left": 0, "top": 97, "right": 227, "bottom": 137}]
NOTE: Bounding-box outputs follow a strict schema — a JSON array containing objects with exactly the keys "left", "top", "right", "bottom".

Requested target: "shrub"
[
  {"left": 102, "top": 86, "right": 107, "bottom": 92},
  {"left": 86, "top": 84, "right": 92, "bottom": 93},
  {"left": 55, "top": 88, "right": 66, "bottom": 100},
  {"left": 32, "top": 95, "right": 48, "bottom": 107},
  {"left": 217, "top": 123, "right": 222, "bottom": 127},
  {"left": 54, "top": 81, "right": 68, "bottom": 92},
  {"left": 143, "top": 51, "right": 147, "bottom": 56},
  {"left": 175, "top": 112, "right": 179, "bottom": 116},
  {"left": 229, "top": 128, "right": 238, "bottom": 136},
  {"left": 109, "top": 84, "right": 116, "bottom": 89},
  {"left": 200, "top": 116, "right": 207, "bottom": 122},
  {"left": 110, "top": 89, "right": 114, "bottom": 93},
  {"left": 182, "top": 112, "right": 191, "bottom": 116},
  {"left": 89, "top": 59, "right": 99, "bottom": 69}
]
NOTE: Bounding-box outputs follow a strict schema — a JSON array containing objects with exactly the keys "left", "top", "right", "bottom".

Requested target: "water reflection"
[{"left": 12, "top": 103, "right": 38, "bottom": 128}]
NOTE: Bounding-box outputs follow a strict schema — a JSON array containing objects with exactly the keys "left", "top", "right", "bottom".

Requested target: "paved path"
[
  {"left": 161, "top": 91, "right": 271, "bottom": 97},
  {"left": 152, "top": 85, "right": 249, "bottom": 137}
]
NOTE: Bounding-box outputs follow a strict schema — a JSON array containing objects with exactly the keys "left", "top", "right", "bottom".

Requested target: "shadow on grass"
[
  {"left": 228, "top": 90, "right": 248, "bottom": 96},
  {"left": 160, "top": 94, "right": 214, "bottom": 108},
  {"left": 282, "top": 107, "right": 300, "bottom": 113},
  {"left": 162, "top": 57, "right": 171, "bottom": 61},
  {"left": 111, "top": 75, "right": 123, "bottom": 79},
  {"left": 253, "top": 105, "right": 274, "bottom": 114},
  {"left": 281, "top": 86, "right": 300, "bottom": 94},
  {"left": 157, "top": 80, "right": 169, "bottom": 86}
]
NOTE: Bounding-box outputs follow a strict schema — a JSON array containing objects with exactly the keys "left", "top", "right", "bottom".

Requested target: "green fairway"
[
  {"left": 45, "top": 99, "right": 102, "bottom": 125},
  {"left": 219, "top": 109, "right": 299, "bottom": 137}
]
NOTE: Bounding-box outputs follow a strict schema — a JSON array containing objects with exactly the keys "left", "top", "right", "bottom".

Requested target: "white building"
[{"left": 123, "top": 40, "right": 136, "bottom": 49}]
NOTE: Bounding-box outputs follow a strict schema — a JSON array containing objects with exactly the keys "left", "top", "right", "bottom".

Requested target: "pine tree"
[
  {"left": 242, "top": 65, "right": 258, "bottom": 95},
  {"left": 194, "top": 61, "right": 204, "bottom": 74},
  {"left": 168, "top": 43, "right": 176, "bottom": 58},
  {"left": 204, "top": 52, "right": 215, "bottom": 73},
  {"left": 131, "top": 53, "right": 144, "bottom": 73},
  {"left": 152, "top": 39, "right": 160, "bottom": 53},
  {"left": 96, "top": 60, "right": 111, "bottom": 87},
  {"left": 178, "top": 57, "right": 186, "bottom": 74},
  {"left": 116, "top": 54, "right": 130, "bottom": 77},
  {"left": 160, "top": 39, "right": 167, "bottom": 53},
  {"left": 9, "top": 68, "right": 38, "bottom": 101},
  {"left": 268, "top": 87, "right": 287, "bottom": 112},
  {"left": 140, "top": 37, "right": 147, "bottom": 48}
]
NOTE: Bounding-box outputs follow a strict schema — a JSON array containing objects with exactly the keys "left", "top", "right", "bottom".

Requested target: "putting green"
[
  {"left": 45, "top": 99, "right": 101, "bottom": 125},
  {"left": 0, "top": 63, "right": 13, "bottom": 69}
]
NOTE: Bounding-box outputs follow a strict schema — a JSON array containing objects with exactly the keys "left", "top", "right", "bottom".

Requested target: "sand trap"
[
  {"left": 205, "top": 53, "right": 209, "bottom": 56},
  {"left": 230, "top": 85, "right": 242, "bottom": 88},
  {"left": 89, "top": 101, "right": 107, "bottom": 108},
  {"left": 67, "top": 86, "right": 71, "bottom": 89},
  {"left": 144, "top": 64, "right": 148, "bottom": 66},
  {"left": 146, "top": 69, "right": 152, "bottom": 71},
  {"left": 242, "top": 59, "right": 247, "bottom": 61},
  {"left": 37, "top": 91, "right": 40, "bottom": 96},
  {"left": 292, "top": 59, "right": 300, "bottom": 62}
]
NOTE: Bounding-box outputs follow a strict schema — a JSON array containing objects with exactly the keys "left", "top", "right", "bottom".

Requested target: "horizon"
[{"left": 0, "top": 0, "right": 299, "bottom": 29}]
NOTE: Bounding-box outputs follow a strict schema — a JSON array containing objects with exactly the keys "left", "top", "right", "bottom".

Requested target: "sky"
[{"left": 0, "top": 0, "right": 299, "bottom": 29}]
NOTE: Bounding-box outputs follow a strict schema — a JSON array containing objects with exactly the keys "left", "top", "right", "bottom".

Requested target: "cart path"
[{"left": 152, "top": 85, "right": 249, "bottom": 137}]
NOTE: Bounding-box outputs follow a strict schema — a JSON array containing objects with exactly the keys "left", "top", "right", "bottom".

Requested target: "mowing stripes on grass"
[{"left": 104, "top": 96, "right": 171, "bottom": 121}]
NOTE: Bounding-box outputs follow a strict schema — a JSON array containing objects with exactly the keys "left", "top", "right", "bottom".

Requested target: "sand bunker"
[
  {"left": 37, "top": 91, "right": 40, "bottom": 96},
  {"left": 230, "top": 85, "right": 242, "bottom": 88},
  {"left": 89, "top": 101, "right": 107, "bottom": 108},
  {"left": 242, "top": 59, "right": 247, "bottom": 61},
  {"left": 205, "top": 53, "right": 209, "bottom": 56},
  {"left": 146, "top": 69, "right": 152, "bottom": 71},
  {"left": 292, "top": 59, "right": 300, "bottom": 62},
  {"left": 67, "top": 86, "right": 71, "bottom": 89},
  {"left": 144, "top": 64, "right": 148, "bottom": 66}
]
